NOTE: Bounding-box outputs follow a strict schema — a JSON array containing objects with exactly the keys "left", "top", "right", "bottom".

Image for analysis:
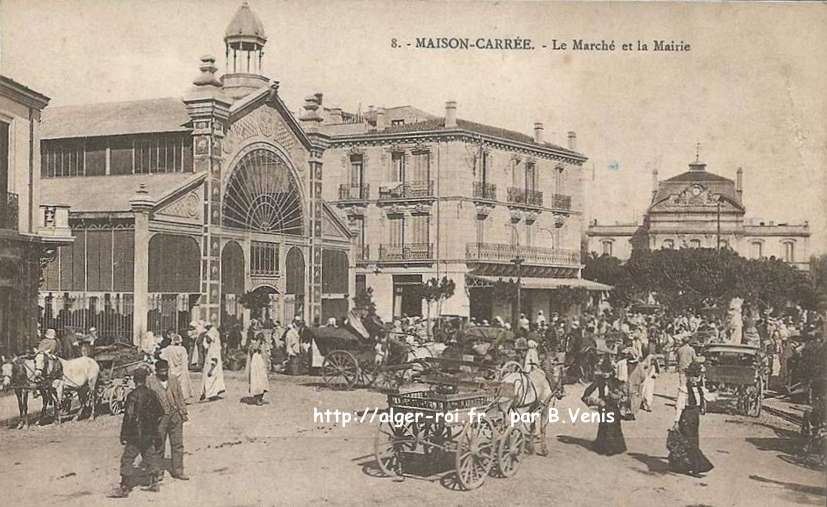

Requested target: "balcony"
[
  {"left": 507, "top": 187, "right": 543, "bottom": 207},
  {"left": 378, "top": 243, "right": 433, "bottom": 262},
  {"left": 378, "top": 180, "right": 434, "bottom": 201},
  {"left": 551, "top": 193, "right": 572, "bottom": 210},
  {"left": 472, "top": 181, "right": 497, "bottom": 201},
  {"left": 338, "top": 184, "right": 370, "bottom": 201},
  {"left": 0, "top": 192, "right": 19, "bottom": 231},
  {"left": 466, "top": 242, "right": 580, "bottom": 267}
]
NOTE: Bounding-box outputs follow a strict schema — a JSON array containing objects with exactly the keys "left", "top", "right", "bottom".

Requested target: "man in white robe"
[{"left": 200, "top": 325, "right": 226, "bottom": 401}]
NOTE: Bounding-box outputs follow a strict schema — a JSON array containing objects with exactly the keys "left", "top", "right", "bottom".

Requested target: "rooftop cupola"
[
  {"left": 689, "top": 141, "right": 706, "bottom": 171},
  {"left": 222, "top": 1, "right": 270, "bottom": 100}
]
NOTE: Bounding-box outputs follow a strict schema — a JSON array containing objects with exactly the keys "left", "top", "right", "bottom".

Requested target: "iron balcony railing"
[
  {"left": 472, "top": 181, "right": 497, "bottom": 201},
  {"left": 507, "top": 187, "right": 543, "bottom": 207},
  {"left": 338, "top": 184, "right": 370, "bottom": 201},
  {"left": 378, "top": 243, "right": 433, "bottom": 261},
  {"left": 465, "top": 242, "right": 580, "bottom": 266},
  {"left": 0, "top": 192, "right": 19, "bottom": 231},
  {"left": 378, "top": 180, "right": 434, "bottom": 200},
  {"left": 551, "top": 193, "right": 572, "bottom": 210}
]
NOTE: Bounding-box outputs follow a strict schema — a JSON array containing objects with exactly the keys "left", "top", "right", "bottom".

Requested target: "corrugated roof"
[
  {"left": 41, "top": 97, "right": 190, "bottom": 139},
  {"left": 41, "top": 172, "right": 204, "bottom": 213}
]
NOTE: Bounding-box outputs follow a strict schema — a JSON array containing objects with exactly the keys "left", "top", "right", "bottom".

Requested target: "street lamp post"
[
  {"left": 511, "top": 255, "right": 524, "bottom": 327},
  {"left": 716, "top": 198, "right": 722, "bottom": 251}
]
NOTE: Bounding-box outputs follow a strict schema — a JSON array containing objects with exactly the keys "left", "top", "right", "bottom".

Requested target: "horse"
[
  {"left": 33, "top": 351, "right": 100, "bottom": 424},
  {"left": 1, "top": 355, "right": 55, "bottom": 429},
  {"left": 499, "top": 367, "right": 555, "bottom": 456}
]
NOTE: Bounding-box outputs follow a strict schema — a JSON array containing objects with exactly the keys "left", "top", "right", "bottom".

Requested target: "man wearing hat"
[
  {"left": 112, "top": 367, "right": 163, "bottom": 497},
  {"left": 147, "top": 359, "right": 189, "bottom": 481},
  {"left": 37, "top": 329, "right": 59, "bottom": 356},
  {"left": 676, "top": 334, "right": 697, "bottom": 388}
]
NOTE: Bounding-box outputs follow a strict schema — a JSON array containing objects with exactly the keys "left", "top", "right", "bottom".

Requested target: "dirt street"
[{"left": 0, "top": 371, "right": 824, "bottom": 506}]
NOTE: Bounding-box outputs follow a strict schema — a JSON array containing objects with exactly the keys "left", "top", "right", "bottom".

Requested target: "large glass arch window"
[{"left": 223, "top": 148, "right": 303, "bottom": 235}]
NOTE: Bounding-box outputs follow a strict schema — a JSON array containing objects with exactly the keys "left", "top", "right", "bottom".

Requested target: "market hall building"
[{"left": 39, "top": 2, "right": 352, "bottom": 343}]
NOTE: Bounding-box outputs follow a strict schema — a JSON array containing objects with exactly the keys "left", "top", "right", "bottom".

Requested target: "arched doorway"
[
  {"left": 285, "top": 247, "right": 305, "bottom": 322},
  {"left": 221, "top": 241, "right": 245, "bottom": 328}
]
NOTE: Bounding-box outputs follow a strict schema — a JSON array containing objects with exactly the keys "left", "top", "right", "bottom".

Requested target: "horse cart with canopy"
[
  {"left": 373, "top": 357, "right": 546, "bottom": 490},
  {"left": 700, "top": 343, "right": 768, "bottom": 417}
]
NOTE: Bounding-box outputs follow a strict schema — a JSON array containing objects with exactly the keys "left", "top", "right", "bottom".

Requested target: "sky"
[{"left": 2, "top": 0, "right": 825, "bottom": 254}]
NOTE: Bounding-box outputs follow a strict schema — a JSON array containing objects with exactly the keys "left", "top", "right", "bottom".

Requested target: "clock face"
[{"left": 691, "top": 185, "right": 703, "bottom": 196}]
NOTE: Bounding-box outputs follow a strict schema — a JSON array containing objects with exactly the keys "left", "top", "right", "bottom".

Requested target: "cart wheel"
[
  {"left": 374, "top": 420, "right": 417, "bottom": 478},
  {"left": 108, "top": 385, "right": 127, "bottom": 415},
  {"left": 421, "top": 421, "right": 451, "bottom": 459},
  {"left": 322, "top": 350, "right": 359, "bottom": 389},
  {"left": 496, "top": 426, "right": 525, "bottom": 478},
  {"left": 359, "top": 360, "right": 379, "bottom": 388},
  {"left": 455, "top": 416, "right": 495, "bottom": 490},
  {"left": 747, "top": 379, "right": 763, "bottom": 417},
  {"left": 59, "top": 391, "right": 73, "bottom": 418}
]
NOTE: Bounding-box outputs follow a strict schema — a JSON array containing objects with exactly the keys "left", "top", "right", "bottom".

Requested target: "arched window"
[
  {"left": 782, "top": 241, "right": 795, "bottom": 263},
  {"left": 223, "top": 148, "right": 303, "bottom": 235},
  {"left": 751, "top": 241, "right": 763, "bottom": 259},
  {"left": 601, "top": 240, "right": 613, "bottom": 256},
  {"left": 148, "top": 234, "right": 200, "bottom": 293},
  {"left": 221, "top": 241, "right": 245, "bottom": 296}
]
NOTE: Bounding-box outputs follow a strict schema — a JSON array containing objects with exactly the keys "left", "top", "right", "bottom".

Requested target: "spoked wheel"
[
  {"left": 746, "top": 380, "right": 763, "bottom": 417},
  {"left": 421, "top": 421, "right": 451, "bottom": 459},
  {"left": 58, "top": 391, "right": 74, "bottom": 420},
  {"left": 496, "top": 426, "right": 525, "bottom": 478},
  {"left": 454, "top": 416, "right": 496, "bottom": 490},
  {"left": 359, "top": 360, "right": 379, "bottom": 388},
  {"left": 374, "top": 420, "right": 418, "bottom": 478},
  {"left": 108, "top": 385, "right": 127, "bottom": 415},
  {"left": 322, "top": 350, "right": 359, "bottom": 390}
]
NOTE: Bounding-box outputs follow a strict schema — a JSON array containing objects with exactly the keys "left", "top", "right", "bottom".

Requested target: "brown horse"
[{"left": 1, "top": 356, "right": 55, "bottom": 429}]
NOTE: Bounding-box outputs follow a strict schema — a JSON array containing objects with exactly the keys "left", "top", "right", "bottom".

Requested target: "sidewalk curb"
[{"left": 763, "top": 403, "right": 803, "bottom": 426}]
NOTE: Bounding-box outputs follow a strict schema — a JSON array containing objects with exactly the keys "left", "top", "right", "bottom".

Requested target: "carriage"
[
  {"left": 700, "top": 343, "right": 768, "bottom": 417},
  {"left": 444, "top": 326, "right": 520, "bottom": 370},
  {"left": 373, "top": 361, "right": 531, "bottom": 490},
  {"left": 92, "top": 343, "right": 147, "bottom": 415}
]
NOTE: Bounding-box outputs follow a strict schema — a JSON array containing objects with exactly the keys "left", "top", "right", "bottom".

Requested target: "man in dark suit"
[
  {"left": 147, "top": 359, "right": 190, "bottom": 481},
  {"left": 112, "top": 367, "right": 163, "bottom": 498}
]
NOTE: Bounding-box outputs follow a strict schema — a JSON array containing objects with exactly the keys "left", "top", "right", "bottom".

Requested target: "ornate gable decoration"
[
  {"left": 661, "top": 185, "right": 725, "bottom": 209},
  {"left": 156, "top": 191, "right": 202, "bottom": 222},
  {"left": 224, "top": 105, "right": 299, "bottom": 158}
]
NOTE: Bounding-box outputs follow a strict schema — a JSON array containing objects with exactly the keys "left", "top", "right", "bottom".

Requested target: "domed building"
[{"left": 587, "top": 157, "right": 810, "bottom": 270}]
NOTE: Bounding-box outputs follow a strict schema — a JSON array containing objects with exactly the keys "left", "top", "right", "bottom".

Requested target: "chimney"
[
  {"left": 376, "top": 107, "right": 386, "bottom": 131},
  {"left": 533, "top": 122, "right": 544, "bottom": 144},
  {"left": 445, "top": 100, "right": 457, "bottom": 128},
  {"left": 192, "top": 55, "right": 221, "bottom": 87},
  {"left": 567, "top": 131, "right": 577, "bottom": 151},
  {"left": 652, "top": 169, "right": 659, "bottom": 198},
  {"left": 736, "top": 167, "right": 743, "bottom": 199},
  {"left": 313, "top": 92, "right": 323, "bottom": 106}
]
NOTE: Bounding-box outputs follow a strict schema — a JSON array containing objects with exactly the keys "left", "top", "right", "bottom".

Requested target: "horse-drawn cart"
[
  {"left": 701, "top": 343, "right": 767, "bottom": 417},
  {"left": 93, "top": 343, "right": 146, "bottom": 415}
]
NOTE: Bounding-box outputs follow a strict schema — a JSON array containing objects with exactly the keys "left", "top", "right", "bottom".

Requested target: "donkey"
[
  {"left": 1, "top": 356, "right": 55, "bottom": 429},
  {"left": 33, "top": 351, "right": 100, "bottom": 424}
]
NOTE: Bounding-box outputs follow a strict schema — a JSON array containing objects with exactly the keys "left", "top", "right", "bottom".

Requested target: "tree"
[
  {"left": 420, "top": 277, "right": 456, "bottom": 336},
  {"left": 809, "top": 254, "right": 827, "bottom": 315},
  {"left": 582, "top": 252, "right": 635, "bottom": 305},
  {"left": 239, "top": 290, "right": 271, "bottom": 313}
]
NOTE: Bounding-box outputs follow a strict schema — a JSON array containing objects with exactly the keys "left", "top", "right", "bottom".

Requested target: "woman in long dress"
[
  {"left": 159, "top": 334, "right": 194, "bottom": 402},
  {"left": 581, "top": 357, "right": 627, "bottom": 456},
  {"left": 246, "top": 334, "right": 270, "bottom": 405},
  {"left": 640, "top": 355, "right": 659, "bottom": 412},
  {"left": 200, "top": 325, "right": 226, "bottom": 401},
  {"left": 669, "top": 361, "right": 714, "bottom": 476}
]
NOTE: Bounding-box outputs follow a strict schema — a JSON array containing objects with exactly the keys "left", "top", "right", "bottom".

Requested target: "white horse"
[
  {"left": 499, "top": 368, "right": 555, "bottom": 456},
  {"left": 33, "top": 352, "right": 100, "bottom": 424}
]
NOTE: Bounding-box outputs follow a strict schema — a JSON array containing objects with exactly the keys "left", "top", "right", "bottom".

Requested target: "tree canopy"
[{"left": 583, "top": 248, "right": 816, "bottom": 312}]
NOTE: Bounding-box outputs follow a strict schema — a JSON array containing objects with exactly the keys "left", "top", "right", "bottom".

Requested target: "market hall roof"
[
  {"left": 224, "top": 1, "right": 267, "bottom": 45},
  {"left": 41, "top": 97, "right": 191, "bottom": 140},
  {"left": 40, "top": 172, "right": 205, "bottom": 213}
]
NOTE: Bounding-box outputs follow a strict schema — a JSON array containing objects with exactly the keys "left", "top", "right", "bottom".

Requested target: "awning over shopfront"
[{"left": 468, "top": 275, "right": 612, "bottom": 292}]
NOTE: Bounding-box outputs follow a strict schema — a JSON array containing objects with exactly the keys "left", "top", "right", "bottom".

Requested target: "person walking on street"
[
  {"left": 200, "top": 323, "right": 226, "bottom": 401},
  {"left": 159, "top": 334, "right": 194, "bottom": 402},
  {"left": 676, "top": 335, "right": 697, "bottom": 389},
  {"left": 111, "top": 367, "right": 163, "bottom": 498},
  {"left": 284, "top": 317, "right": 302, "bottom": 375},
  {"left": 669, "top": 361, "right": 714, "bottom": 476},
  {"left": 147, "top": 360, "right": 190, "bottom": 481},
  {"left": 246, "top": 334, "right": 270, "bottom": 405},
  {"left": 581, "top": 357, "right": 627, "bottom": 456}
]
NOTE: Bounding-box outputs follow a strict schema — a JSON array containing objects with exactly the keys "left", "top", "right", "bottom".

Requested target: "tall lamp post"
[
  {"left": 511, "top": 255, "right": 524, "bottom": 327},
  {"left": 716, "top": 196, "right": 722, "bottom": 251}
]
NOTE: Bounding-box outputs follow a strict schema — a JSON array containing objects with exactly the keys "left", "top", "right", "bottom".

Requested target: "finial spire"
[{"left": 695, "top": 141, "right": 701, "bottom": 163}]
